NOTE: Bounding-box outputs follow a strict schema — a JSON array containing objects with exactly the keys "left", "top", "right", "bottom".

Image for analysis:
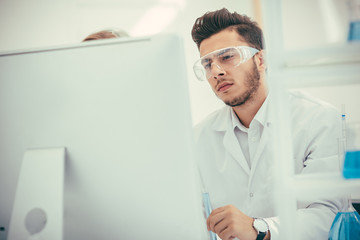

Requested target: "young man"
[{"left": 191, "top": 8, "right": 343, "bottom": 240}]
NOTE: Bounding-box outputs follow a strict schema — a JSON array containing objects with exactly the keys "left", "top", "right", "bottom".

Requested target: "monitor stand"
[{"left": 8, "top": 148, "right": 65, "bottom": 240}]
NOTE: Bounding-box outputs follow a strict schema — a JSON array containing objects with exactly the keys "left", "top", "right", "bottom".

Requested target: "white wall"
[{"left": 281, "top": 0, "right": 349, "bottom": 50}]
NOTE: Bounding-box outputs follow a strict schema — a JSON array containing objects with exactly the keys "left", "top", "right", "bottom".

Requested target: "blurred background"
[{"left": 1, "top": 0, "right": 360, "bottom": 239}]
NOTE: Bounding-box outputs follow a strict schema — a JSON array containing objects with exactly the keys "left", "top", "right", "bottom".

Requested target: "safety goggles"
[{"left": 193, "top": 46, "right": 259, "bottom": 81}]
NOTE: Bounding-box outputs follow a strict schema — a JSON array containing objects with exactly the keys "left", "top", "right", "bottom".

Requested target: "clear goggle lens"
[{"left": 193, "top": 46, "right": 259, "bottom": 81}]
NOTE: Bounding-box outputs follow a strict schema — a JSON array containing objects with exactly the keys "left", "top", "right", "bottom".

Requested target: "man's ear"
[{"left": 256, "top": 50, "right": 266, "bottom": 71}]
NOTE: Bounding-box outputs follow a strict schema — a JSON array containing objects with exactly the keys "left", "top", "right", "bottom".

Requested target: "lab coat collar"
[
  {"left": 210, "top": 92, "right": 273, "bottom": 132},
  {"left": 207, "top": 106, "right": 250, "bottom": 174},
  {"left": 210, "top": 106, "right": 233, "bottom": 132},
  {"left": 264, "top": 91, "right": 275, "bottom": 126},
  {"left": 222, "top": 124, "right": 251, "bottom": 175},
  {"left": 253, "top": 92, "right": 271, "bottom": 127},
  {"left": 231, "top": 109, "right": 248, "bottom": 133}
]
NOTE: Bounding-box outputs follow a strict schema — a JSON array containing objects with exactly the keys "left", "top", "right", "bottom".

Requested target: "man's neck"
[{"left": 232, "top": 92, "right": 267, "bottom": 128}]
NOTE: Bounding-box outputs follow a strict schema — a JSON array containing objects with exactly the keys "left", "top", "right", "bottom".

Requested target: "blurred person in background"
[{"left": 82, "top": 29, "right": 129, "bottom": 42}]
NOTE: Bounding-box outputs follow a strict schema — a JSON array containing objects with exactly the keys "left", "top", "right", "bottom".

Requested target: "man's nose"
[{"left": 210, "top": 62, "right": 225, "bottom": 80}]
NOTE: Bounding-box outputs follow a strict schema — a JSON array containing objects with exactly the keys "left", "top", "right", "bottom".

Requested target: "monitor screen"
[{"left": 0, "top": 35, "right": 206, "bottom": 240}]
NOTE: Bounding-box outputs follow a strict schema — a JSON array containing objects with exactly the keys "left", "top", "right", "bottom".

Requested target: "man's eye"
[
  {"left": 221, "top": 54, "right": 234, "bottom": 61},
  {"left": 204, "top": 63, "right": 211, "bottom": 69},
  {"left": 202, "top": 60, "right": 212, "bottom": 69}
]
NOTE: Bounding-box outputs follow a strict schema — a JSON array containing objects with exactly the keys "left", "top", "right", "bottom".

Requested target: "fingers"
[
  {"left": 206, "top": 206, "right": 223, "bottom": 230},
  {"left": 207, "top": 211, "right": 223, "bottom": 231},
  {"left": 210, "top": 218, "right": 238, "bottom": 240},
  {"left": 212, "top": 214, "right": 228, "bottom": 233},
  {"left": 206, "top": 205, "right": 233, "bottom": 231},
  {"left": 213, "top": 218, "right": 236, "bottom": 238},
  {"left": 218, "top": 225, "right": 237, "bottom": 240},
  {"left": 206, "top": 205, "right": 253, "bottom": 240}
]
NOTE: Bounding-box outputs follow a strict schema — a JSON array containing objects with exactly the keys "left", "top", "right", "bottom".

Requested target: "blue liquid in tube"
[
  {"left": 328, "top": 211, "right": 360, "bottom": 239},
  {"left": 343, "top": 150, "right": 360, "bottom": 179},
  {"left": 348, "top": 21, "right": 360, "bottom": 41}
]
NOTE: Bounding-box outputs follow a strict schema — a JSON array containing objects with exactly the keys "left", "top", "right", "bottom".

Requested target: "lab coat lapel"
[
  {"left": 249, "top": 93, "right": 274, "bottom": 178},
  {"left": 223, "top": 127, "right": 251, "bottom": 175},
  {"left": 211, "top": 106, "right": 250, "bottom": 175},
  {"left": 250, "top": 123, "right": 272, "bottom": 178}
]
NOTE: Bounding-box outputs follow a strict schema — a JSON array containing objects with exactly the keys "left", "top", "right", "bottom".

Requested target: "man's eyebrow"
[
  {"left": 200, "top": 47, "right": 233, "bottom": 65},
  {"left": 216, "top": 48, "right": 231, "bottom": 57}
]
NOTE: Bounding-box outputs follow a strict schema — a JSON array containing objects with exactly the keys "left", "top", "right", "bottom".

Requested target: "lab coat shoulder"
[
  {"left": 288, "top": 90, "right": 341, "bottom": 137},
  {"left": 194, "top": 106, "right": 230, "bottom": 142},
  {"left": 288, "top": 90, "right": 342, "bottom": 173},
  {"left": 193, "top": 106, "right": 232, "bottom": 165},
  {"left": 288, "top": 90, "right": 340, "bottom": 123}
]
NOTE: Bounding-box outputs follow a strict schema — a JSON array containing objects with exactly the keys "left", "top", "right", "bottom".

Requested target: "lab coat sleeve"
[
  {"left": 264, "top": 100, "right": 345, "bottom": 240},
  {"left": 264, "top": 199, "right": 345, "bottom": 240}
]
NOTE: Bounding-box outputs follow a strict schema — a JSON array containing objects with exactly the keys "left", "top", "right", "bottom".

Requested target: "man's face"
[{"left": 199, "top": 29, "right": 262, "bottom": 107}]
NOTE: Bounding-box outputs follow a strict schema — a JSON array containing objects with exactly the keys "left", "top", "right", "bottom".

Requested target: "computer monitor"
[{"left": 0, "top": 34, "right": 207, "bottom": 239}]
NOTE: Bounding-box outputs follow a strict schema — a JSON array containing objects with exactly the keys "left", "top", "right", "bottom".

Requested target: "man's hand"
[{"left": 207, "top": 205, "right": 257, "bottom": 240}]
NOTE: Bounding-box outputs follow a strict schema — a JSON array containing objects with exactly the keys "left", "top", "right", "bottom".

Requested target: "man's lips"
[{"left": 217, "top": 82, "right": 233, "bottom": 92}]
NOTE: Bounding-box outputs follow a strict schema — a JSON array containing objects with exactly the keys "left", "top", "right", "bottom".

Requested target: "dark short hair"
[
  {"left": 191, "top": 8, "right": 264, "bottom": 50},
  {"left": 82, "top": 29, "right": 129, "bottom": 42}
]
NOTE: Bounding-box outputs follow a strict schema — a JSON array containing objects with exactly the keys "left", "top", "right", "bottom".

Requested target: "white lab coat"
[{"left": 194, "top": 90, "right": 344, "bottom": 240}]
